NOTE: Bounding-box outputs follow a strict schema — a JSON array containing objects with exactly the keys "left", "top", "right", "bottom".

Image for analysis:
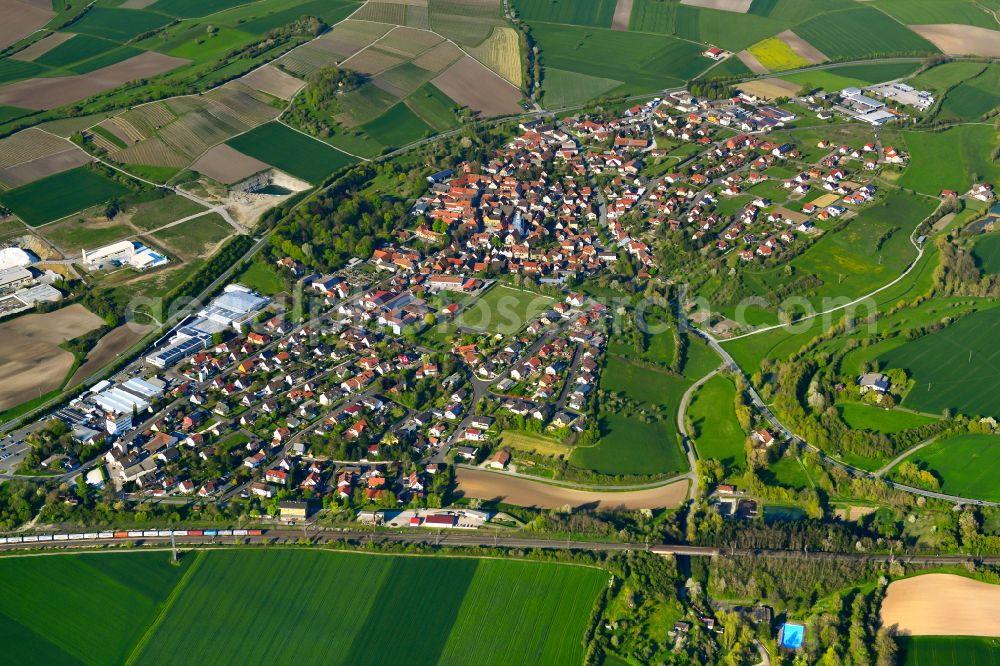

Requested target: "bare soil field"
[
  {"left": 736, "top": 50, "right": 769, "bottom": 75},
  {"left": 412, "top": 39, "right": 463, "bottom": 71},
  {"left": 240, "top": 65, "right": 305, "bottom": 101},
  {"left": 68, "top": 322, "right": 153, "bottom": 388},
  {"left": 11, "top": 31, "right": 74, "bottom": 61},
  {"left": 191, "top": 144, "right": 270, "bottom": 185},
  {"left": 455, "top": 467, "right": 689, "bottom": 509},
  {"left": 341, "top": 46, "right": 406, "bottom": 75},
  {"left": 778, "top": 29, "right": 828, "bottom": 63},
  {"left": 307, "top": 20, "right": 392, "bottom": 57},
  {"left": 0, "top": 304, "right": 103, "bottom": 411},
  {"left": 0, "top": 0, "right": 53, "bottom": 50},
  {"left": 611, "top": 0, "right": 634, "bottom": 30},
  {"left": 0, "top": 52, "right": 189, "bottom": 110},
  {"left": 909, "top": 24, "right": 1000, "bottom": 57},
  {"left": 680, "top": 0, "right": 751, "bottom": 12},
  {"left": 881, "top": 573, "right": 1000, "bottom": 636},
  {"left": 0, "top": 146, "right": 92, "bottom": 187},
  {"left": 737, "top": 77, "right": 800, "bottom": 100},
  {"left": 431, "top": 56, "right": 521, "bottom": 116}
]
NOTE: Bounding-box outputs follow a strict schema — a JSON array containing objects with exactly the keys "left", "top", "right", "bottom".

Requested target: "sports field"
[
  {"left": 458, "top": 284, "right": 554, "bottom": 335},
  {"left": 0, "top": 166, "right": 130, "bottom": 226},
  {"left": 879, "top": 305, "right": 1000, "bottom": 417},
  {"left": 889, "top": 434, "right": 1000, "bottom": 501},
  {"left": 0, "top": 549, "right": 606, "bottom": 665},
  {"left": 899, "top": 636, "right": 1000, "bottom": 666},
  {"left": 226, "top": 122, "right": 357, "bottom": 184},
  {"left": 898, "top": 125, "right": 1000, "bottom": 194},
  {"left": 689, "top": 374, "right": 746, "bottom": 475}
]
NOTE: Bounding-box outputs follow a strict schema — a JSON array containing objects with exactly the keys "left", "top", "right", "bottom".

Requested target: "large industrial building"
[
  {"left": 82, "top": 240, "right": 169, "bottom": 271},
  {"left": 145, "top": 285, "right": 270, "bottom": 369}
]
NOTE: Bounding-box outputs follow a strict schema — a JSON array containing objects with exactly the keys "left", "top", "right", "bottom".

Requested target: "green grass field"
[
  {"left": 129, "top": 194, "right": 207, "bottom": 231},
  {"left": 908, "top": 60, "right": 989, "bottom": 92},
  {"left": 35, "top": 35, "right": 123, "bottom": 68},
  {"left": 361, "top": 100, "right": 434, "bottom": 147},
  {"left": 763, "top": 454, "right": 812, "bottom": 490},
  {"left": 69, "top": 8, "right": 174, "bottom": 42},
  {"left": 975, "top": 233, "right": 1000, "bottom": 274},
  {"left": 899, "top": 636, "right": 1000, "bottom": 666},
  {"left": 879, "top": 307, "right": 1000, "bottom": 417},
  {"left": 898, "top": 126, "right": 1000, "bottom": 194},
  {"left": 937, "top": 64, "right": 1000, "bottom": 122},
  {"left": 0, "top": 549, "right": 605, "bottom": 665},
  {"left": 149, "top": 0, "right": 254, "bottom": 18},
  {"left": 890, "top": 434, "right": 1000, "bottom": 502},
  {"left": 458, "top": 284, "right": 554, "bottom": 335},
  {"left": 531, "top": 23, "right": 706, "bottom": 99},
  {"left": 0, "top": 167, "right": 130, "bottom": 227},
  {"left": 689, "top": 374, "right": 746, "bottom": 476},
  {"left": 236, "top": 0, "right": 360, "bottom": 34},
  {"left": 512, "top": 0, "right": 617, "bottom": 27},
  {"left": 41, "top": 220, "right": 133, "bottom": 254},
  {"left": 837, "top": 402, "right": 937, "bottom": 434},
  {"left": 0, "top": 551, "right": 189, "bottom": 664},
  {"left": 792, "top": 7, "right": 937, "bottom": 59},
  {"left": 405, "top": 83, "right": 460, "bottom": 132},
  {"left": 227, "top": 122, "right": 357, "bottom": 183},
  {"left": 542, "top": 68, "right": 622, "bottom": 108},
  {"left": 150, "top": 213, "right": 233, "bottom": 258},
  {"left": 780, "top": 61, "right": 921, "bottom": 92},
  {"left": 134, "top": 549, "right": 606, "bottom": 665},
  {"left": 869, "top": 0, "right": 1000, "bottom": 29},
  {"left": 570, "top": 356, "right": 690, "bottom": 476},
  {"left": 0, "top": 59, "right": 46, "bottom": 84},
  {"left": 236, "top": 260, "right": 286, "bottom": 295}
]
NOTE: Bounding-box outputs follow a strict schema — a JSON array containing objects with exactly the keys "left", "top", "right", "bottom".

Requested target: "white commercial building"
[{"left": 82, "top": 240, "right": 169, "bottom": 271}]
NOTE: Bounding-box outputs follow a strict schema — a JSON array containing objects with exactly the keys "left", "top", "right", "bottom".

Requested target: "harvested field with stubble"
[
  {"left": 0, "top": 52, "right": 189, "bottom": 110},
  {"left": 191, "top": 144, "right": 270, "bottom": 184},
  {"left": 469, "top": 26, "right": 521, "bottom": 86},
  {"left": 0, "top": 0, "right": 53, "bottom": 50},
  {"left": 240, "top": 64, "right": 304, "bottom": 100},
  {"left": 881, "top": 574, "right": 1000, "bottom": 637},
  {"left": 736, "top": 77, "right": 800, "bottom": 100},
  {"left": 0, "top": 304, "right": 104, "bottom": 411},
  {"left": 431, "top": 56, "right": 521, "bottom": 116},
  {"left": 456, "top": 467, "right": 689, "bottom": 509},
  {"left": 909, "top": 24, "right": 1000, "bottom": 57}
]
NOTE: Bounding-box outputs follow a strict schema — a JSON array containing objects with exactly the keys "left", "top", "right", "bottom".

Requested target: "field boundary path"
[
  {"left": 125, "top": 550, "right": 205, "bottom": 665},
  {"left": 676, "top": 368, "right": 720, "bottom": 499},
  {"left": 873, "top": 436, "right": 939, "bottom": 478}
]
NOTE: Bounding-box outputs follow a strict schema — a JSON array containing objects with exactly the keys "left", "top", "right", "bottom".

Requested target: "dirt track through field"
[
  {"left": 882, "top": 573, "right": 1000, "bottom": 636},
  {"left": 431, "top": 56, "right": 522, "bottom": 117},
  {"left": 456, "top": 467, "right": 688, "bottom": 509},
  {"left": 0, "top": 304, "right": 103, "bottom": 411},
  {"left": 0, "top": 52, "right": 189, "bottom": 110},
  {"left": 908, "top": 24, "right": 1000, "bottom": 57},
  {"left": 611, "top": 0, "right": 634, "bottom": 30}
]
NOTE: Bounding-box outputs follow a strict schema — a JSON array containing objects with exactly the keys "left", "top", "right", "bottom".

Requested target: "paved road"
[
  {"left": 675, "top": 368, "right": 719, "bottom": 500},
  {"left": 692, "top": 326, "right": 1000, "bottom": 508}
]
